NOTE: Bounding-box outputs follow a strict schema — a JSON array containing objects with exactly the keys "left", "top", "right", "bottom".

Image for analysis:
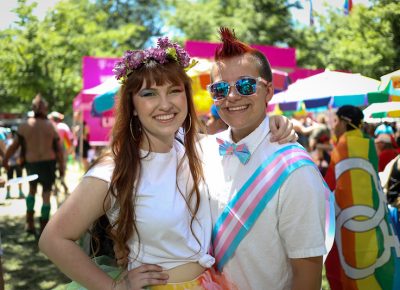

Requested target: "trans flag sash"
[
  {"left": 212, "top": 144, "right": 335, "bottom": 271},
  {"left": 325, "top": 130, "right": 400, "bottom": 290}
]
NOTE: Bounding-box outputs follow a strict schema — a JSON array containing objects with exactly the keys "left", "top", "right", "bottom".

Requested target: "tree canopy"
[
  {"left": 0, "top": 0, "right": 144, "bottom": 113},
  {"left": 164, "top": 0, "right": 298, "bottom": 45},
  {"left": 0, "top": 0, "right": 399, "bottom": 114},
  {"left": 294, "top": 1, "right": 400, "bottom": 79}
]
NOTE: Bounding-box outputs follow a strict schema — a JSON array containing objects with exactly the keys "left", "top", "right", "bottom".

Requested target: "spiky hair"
[
  {"left": 214, "top": 27, "right": 273, "bottom": 82},
  {"left": 214, "top": 27, "right": 255, "bottom": 60}
]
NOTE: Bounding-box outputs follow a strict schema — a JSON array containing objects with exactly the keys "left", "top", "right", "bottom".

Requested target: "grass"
[
  {"left": 2, "top": 215, "right": 70, "bottom": 290},
  {"left": 322, "top": 266, "right": 331, "bottom": 290}
]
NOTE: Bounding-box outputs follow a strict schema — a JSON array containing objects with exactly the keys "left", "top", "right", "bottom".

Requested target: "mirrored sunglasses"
[{"left": 207, "top": 77, "right": 268, "bottom": 101}]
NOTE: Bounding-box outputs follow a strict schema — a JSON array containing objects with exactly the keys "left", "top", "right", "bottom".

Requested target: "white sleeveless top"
[{"left": 85, "top": 141, "right": 214, "bottom": 270}]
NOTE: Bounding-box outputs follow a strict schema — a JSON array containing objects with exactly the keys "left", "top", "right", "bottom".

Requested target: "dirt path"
[{"left": 1, "top": 162, "right": 84, "bottom": 290}]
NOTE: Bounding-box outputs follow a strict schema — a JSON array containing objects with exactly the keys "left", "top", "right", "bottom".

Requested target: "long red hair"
[{"left": 93, "top": 61, "right": 204, "bottom": 268}]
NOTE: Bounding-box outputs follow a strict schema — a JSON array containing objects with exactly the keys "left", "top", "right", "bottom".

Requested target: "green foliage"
[
  {"left": 1, "top": 0, "right": 399, "bottom": 114},
  {"left": 0, "top": 0, "right": 144, "bottom": 113},
  {"left": 164, "top": 0, "right": 296, "bottom": 45},
  {"left": 94, "top": 0, "right": 164, "bottom": 48},
  {"left": 166, "top": 0, "right": 399, "bottom": 80},
  {"left": 295, "top": 1, "right": 400, "bottom": 79},
  {"left": 163, "top": 0, "right": 221, "bottom": 41}
]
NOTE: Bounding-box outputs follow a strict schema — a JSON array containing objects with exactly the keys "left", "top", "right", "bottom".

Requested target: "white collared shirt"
[{"left": 200, "top": 117, "right": 327, "bottom": 290}]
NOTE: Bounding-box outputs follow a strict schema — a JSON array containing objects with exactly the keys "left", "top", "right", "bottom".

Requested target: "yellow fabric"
[
  {"left": 148, "top": 280, "right": 203, "bottom": 290},
  {"left": 356, "top": 275, "right": 382, "bottom": 290},
  {"left": 346, "top": 131, "right": 379, "bottom": 277}
]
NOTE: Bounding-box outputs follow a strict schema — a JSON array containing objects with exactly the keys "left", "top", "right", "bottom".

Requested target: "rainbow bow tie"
[{"left": 216, "top": 138, "right": 251, "bottom": 165}]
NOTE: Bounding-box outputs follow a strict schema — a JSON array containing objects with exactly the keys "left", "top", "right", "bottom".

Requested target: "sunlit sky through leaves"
[{"left": 0, "top": 0, "right": 371, "bottom": 31}]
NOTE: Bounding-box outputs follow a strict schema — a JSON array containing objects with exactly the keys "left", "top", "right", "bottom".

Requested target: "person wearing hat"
[
  {"left": 48, "top": 111, "right": 73, "bottom": 194},
  {"left": 324, "top": 105, "right": 400, "bottom": 290},
  {"left": 375, "top": 133, "right": 399, "bottom": 172},
  {"left": 374, "top": 123, "right": 394, "bottom": 136}
]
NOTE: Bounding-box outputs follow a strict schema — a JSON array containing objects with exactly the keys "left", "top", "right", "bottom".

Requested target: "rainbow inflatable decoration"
[{"left": 325, "top": 129, "right": 400, "bottom": 290}]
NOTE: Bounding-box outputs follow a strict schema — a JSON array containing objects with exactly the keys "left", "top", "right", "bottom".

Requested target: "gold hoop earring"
[
  {"left": 185, "top": 114, "right": 192, "bottom": 135},
  {"left": 130, "top": 117, "right": 141, "bottom": 142}
]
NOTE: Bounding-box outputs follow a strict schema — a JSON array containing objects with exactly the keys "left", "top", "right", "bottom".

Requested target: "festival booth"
[
  {"left": 268, "top": 70, "right": 380, "bottom": 115},
  {"left": 367, "top": 68, "right": 400, "bottom": 104},
  {"left": 363, "top": 102, "right": 400, "bottom": 121},
  {"left": 363, "top": 70, "right": 400, "bottom": 123},
  {"left": 72, "top": 56, "right": 120, "bottom": 146}
]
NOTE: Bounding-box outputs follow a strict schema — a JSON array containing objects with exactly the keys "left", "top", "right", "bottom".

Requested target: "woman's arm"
[{"left": 39, "top": 177, "right": 115, "bottom": 290}]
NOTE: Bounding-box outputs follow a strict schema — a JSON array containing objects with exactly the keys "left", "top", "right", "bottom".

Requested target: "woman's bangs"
[{"left": 142, "top": 63, "right": 188, "bottom": 88}]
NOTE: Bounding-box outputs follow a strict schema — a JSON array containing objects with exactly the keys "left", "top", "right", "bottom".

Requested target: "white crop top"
[{"left": 84, "top": 141, "right": 214, "bottom": 270}]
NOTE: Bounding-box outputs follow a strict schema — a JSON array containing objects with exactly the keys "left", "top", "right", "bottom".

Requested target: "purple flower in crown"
[
  {"left": 127, "top": 50, "right": 145, "bottom": 69},
  {"left": 144, "top": 48, "right": 167, "bottom": 64},
  {"left": 113, "top": 60, "right": 127, "bottom": 80},
  {"left": 123, "top": 50, "right": 135, "bottom": 59},
  {"left": 113, "top": 36, "right": 197, "bottom": 84},
  {"left": 157, "top": 37, "right": 173, "bottom": 49},
  {"left": 173, "top": 44, "right": 190, "bottom": 67}
]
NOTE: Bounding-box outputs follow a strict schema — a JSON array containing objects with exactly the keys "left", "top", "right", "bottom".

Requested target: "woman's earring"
[
  {"left": 130, "top": 117, "right": 141, "bottom": 142},
  {"left": 185, "top": 114, "right": 192, "bottom": 135}
]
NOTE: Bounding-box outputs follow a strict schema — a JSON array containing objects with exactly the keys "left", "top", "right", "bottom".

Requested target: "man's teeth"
[
  {"left": 228, "top": 105, "right": 247, "bottom": 111},
  {"left": 155, "top": 114, "right": 174, "bottom": 120}
]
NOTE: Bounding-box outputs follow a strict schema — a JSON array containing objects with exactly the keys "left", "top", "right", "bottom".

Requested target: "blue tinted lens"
[
  {"left": 236, "top": 78, "right": 257, "bottom": 95},
  {"left": 210, "top": 82, "right": 230, "bottom": 99}
]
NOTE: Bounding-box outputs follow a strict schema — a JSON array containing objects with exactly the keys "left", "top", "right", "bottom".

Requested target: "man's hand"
[{"left": 269, "top": 115, "right": 298, "bottom": 144}]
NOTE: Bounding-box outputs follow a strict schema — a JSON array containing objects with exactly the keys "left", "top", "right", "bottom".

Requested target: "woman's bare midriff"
[{"left": 165, "top": 262, "right": 205, "bottom": 283}]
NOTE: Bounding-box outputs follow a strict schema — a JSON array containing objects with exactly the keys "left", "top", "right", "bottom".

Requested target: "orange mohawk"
[{"left": 215, "top": 27, "right": 255, "bottom": 60}]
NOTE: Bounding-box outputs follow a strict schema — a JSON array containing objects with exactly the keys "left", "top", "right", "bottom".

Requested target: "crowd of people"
[{"left": 1, "top": 26, "right": 400, "bottom": 290}]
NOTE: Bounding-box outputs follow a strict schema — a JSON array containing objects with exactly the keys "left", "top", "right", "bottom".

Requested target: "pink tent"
[{"left": 72, "top": 57, "right": 119, "bottom": 145}]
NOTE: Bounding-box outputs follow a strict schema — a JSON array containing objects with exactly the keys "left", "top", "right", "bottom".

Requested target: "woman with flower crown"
[{"left": 39, "top": 38, "right": 294, "bottom": 290}]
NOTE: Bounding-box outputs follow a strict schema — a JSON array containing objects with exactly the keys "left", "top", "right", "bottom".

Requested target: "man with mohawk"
[{"left": 201, "top": 27, "right": 334, "bottom": 289}]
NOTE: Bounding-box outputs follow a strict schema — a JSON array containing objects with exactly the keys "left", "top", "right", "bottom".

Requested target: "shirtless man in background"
[{"left": 3, "top": 94, "right": 64, "bottom": 235}]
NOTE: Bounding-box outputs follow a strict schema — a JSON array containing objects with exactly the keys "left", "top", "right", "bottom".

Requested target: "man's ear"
[
  {"left": 265, "top": 82, "right": 274, "bottom": 103},
  {"left": 210, "top": 63, "right": 220, "bottom": 83}
]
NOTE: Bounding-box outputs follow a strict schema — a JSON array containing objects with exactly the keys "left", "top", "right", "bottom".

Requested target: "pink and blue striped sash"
[{"left": 212, "top": 144, "right": 335, "bottom": 271}]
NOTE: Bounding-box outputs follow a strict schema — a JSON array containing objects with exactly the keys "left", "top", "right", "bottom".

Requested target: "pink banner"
[
  {"left": 185, "top": 40, "right": 296, "bottom": 68},
  {"left": 289, "top": 67, "right": 325, "bottom": 83},
  {"left": 82, "top": 56, "right": 120, "bottom": 89},
  {"left": 73, "top": 56, "right": 120, "bottom": 145}
]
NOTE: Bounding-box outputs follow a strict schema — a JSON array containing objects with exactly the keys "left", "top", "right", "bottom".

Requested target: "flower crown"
[{"left": 113, "top": 37, "right": 197, "bottom": 84}]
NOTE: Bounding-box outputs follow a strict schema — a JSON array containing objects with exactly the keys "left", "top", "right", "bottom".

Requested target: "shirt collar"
[{"left": 219, "top": 116, "right": 270, "bottom": 155}]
